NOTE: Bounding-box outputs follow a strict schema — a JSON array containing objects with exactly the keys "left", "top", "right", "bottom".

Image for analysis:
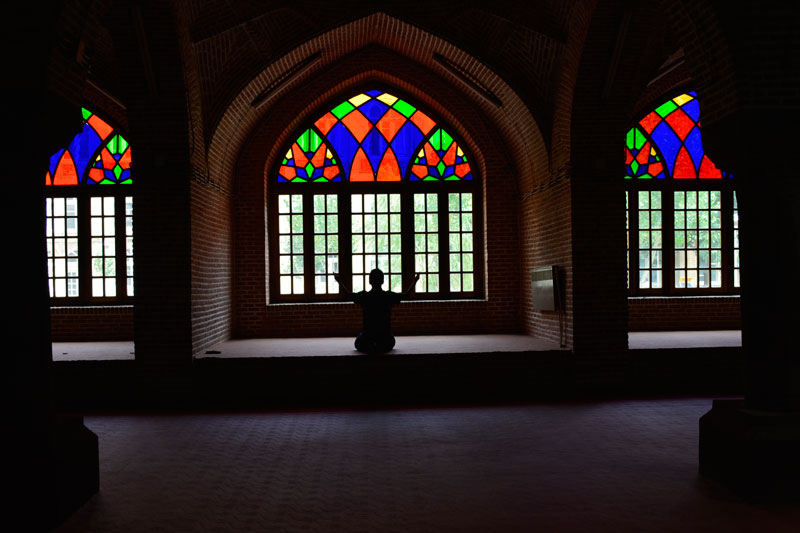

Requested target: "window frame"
[{"left": 268, "top": 89, "right": 483, "bottom": 303}]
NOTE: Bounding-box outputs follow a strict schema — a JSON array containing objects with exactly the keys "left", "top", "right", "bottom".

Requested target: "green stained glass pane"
[
  {"left": 639, "top": 251, "right": 650, "bottom": 269},
  {"left": 414, "top": 194, "right": 425, "bottom": 212},
  {"left": 674, "top": 212, "right": 684, "bottom": 229},
  {"left": 686, "top": 191, "right": 697, "bottom": 209},
  {"left": 315, "top": 256, "right": 326, "bottom": 273},
  {"left": 293, "top": 256, "right": 304, "bottom": 274},
  {"left": 328, "top": 235, "right": 338, "bottom": 253},
  {"left": 327, "top": 195, "right": 338, "bottom": 212},
  {"left": 463, "top": 234, "right": 473, "bottom": 252},
  {"left": 314, "top": 235, "right": 325, "bottom": 254},
  {"left": 450, "top": 274, "right": 461, "bottom": 292},
  {"left": 699, "top": 250, "right": 709, "bottom": 268},
  {"left": 650, "top": 191, "right": 661, "bottom": 209},
  {"left": 117, "top": 135, "right": 129, "bottom": 153},
  {"left": 675, "top": 231, "right": 685, "bottom": 248},
  {"left": 449, "top": 214, "right": 460, "bottom": 231},
  {"left": 441, "top": 129, "right": 453, "bottom": 150},
  {"left": 391, "top": 254, "right": 401, "bottom": 272},
  {"left": 414, "top": 214, "right": 425, "bottom": 232},
  {"left": 711, "top": 230, "right": 721, "bottom": 248},
  {"left": 655, "top": 100, "right": 678, "bottom": 117},
  {"left": 365, "top": 235, "right": 375, "bottom": 253},
  {"left": 378, "top": 235, "right": 389, "bottom": 253},
  {"left": 462, "top": 194, "right": 473, "bottom": 212},
  {"left": 462, "top": 213, "right": 473, "bottom": 231},
  {"left": 351, "top": 215, "right": 363, "bottom": 233},
  {"left": 279, "top": 215, "right": 290, "bottom": 234},
  {"left": 292, "top": 215, "right": 303, "bottom": 232},
  {"left": 332, "top": 101, "right": 355, "bottom": 119},
  {"left": 651, "top": 212, "right": 662, "bottom": 229},
  {"left": 314, "top": 195, "right": 325, "bottom": 213},
  {"left": 687, "top": 212, "right": 697, "bottom": 229},
  {"left": 427, "top": 254, "right": 439, "bottom": 272},
  {"left": 113, "top": 165, "right": 122, "bottom": 180},
  {"left": 450, "top": 254, "right": 461, "bottom": 271},
  {"left": 390, "top": 235, "right": 401, "bottom": 252},
  {"left": 280, "top": 236, "right": 291, "bottom": 253},
  {"left": 450, "top": 234, "right": 460, "bottom": 252},
  {"left": 430, "top": 129, "right": 442, "bottom": 150},
  {"left": 710, "top": 211, "right": 721, "bottom": 229},
  {"left": 363, "top": 214, "right": 375, "bottom": 232},
  {"left": 390, "top": 214, "right": 401, "bottom": 232},
  {"left": 314, "top": 215, "right": 325, "bottom": 233},
  {"left": 280, "top": 256, "right": 291, "bottom": 274},
  {"left": 390, "top": 194, "right": 401, "bottom": 212},
  {"left": 626, "top": 128, "right": 635, "bottom": 149},
  {"left": 698, "top": 211, "right": 709, "bottom": 229},
  {"left": 699, "top": 230, "right": 709, "bottom": 247},
  {"left": 304, "top": 162, "right": 315, "bottom": 177},
  {"left": 426, "top": 193, "right": 437, "bottom": 211},
  {"left": 436, "top": 161, "right": 446, "bottom": 176},
  {"left": 415, "top": 253, "right": 426, "bottom": 271},
  {"left": 377, "top": 194, "right": 388, "bottom": 212},
  {"left": 638, "top": 212, "right": 649, "bottom": 229},
  {"left": 638, "top": 231, "right": 650, "bottom": 248},
  {"left": 638, "top": 191, "right": 649, "bottom": 210},
  {"left": 652, "top": 231, "right": 662, "bottom": 248},
  {"left": 291, "top": 195, "right": 302, "bottom": 212},
  {"left": 352, "top": 235, "right": 362, "bottom": 253},
  {"left": 426, "top": 213, "right": 438, "bottom": 231},
  {"left": 415, "top": 234, "right": 425, "bottom": 252},
  {"left": 635, "top": 128, "right": 647, "bottom": 150},
  {"left": 82, "top": 108, "right": 92, "bottom": 120},
  {"left": 328, "top": 215, "right": 338, "bottom": 232},
  {"left": 698, "top": 191, "right": 709, "bottom": 209},
  {"left": 674, "top": 192, "right": 685, "bottom": 209},
  {"left": 686, "top": 231, "right": 698, "bottom": 248},
  {"left": 631, "top": 160, "right": 640, "bottom": 174},
  {"left": 393, "top": 99, "right": 416, "bottom": 118},
  {"left": 292, "top": 236, "right": 303, "bottom": 253},
  {"left": 309, "top": 129, "right": 321, "bottom": 152},
  {"left": 377, "top": 214, "right": 388, "bottom": 233},
  {"left": 449, "top": 193, "right": 459, "bottom": 211},
  {"left": 463, "top": 253, "right": 474, "bottom": 271},
  {"left": 427, "top": 234, "right": 438, "bottom": 252},
  {"left": 427, "top": 274, "right": 439, "bottom": 292},
  {"left": 711, "top": 250, "right": 721, "bottom": 267}
]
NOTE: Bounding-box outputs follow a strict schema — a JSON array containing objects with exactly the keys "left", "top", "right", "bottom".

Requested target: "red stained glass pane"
[
  {"left": 314, "top": 112, "right": 338, "bottom": 136},
  {"left": 625, "top": 147, "right": 633, "bottom": 165},
  {"left": 101, "top": 148, "right": 116, "bottom": 169},
  {"left": 455, "top": 163, "right": 470, "bottom": 177},
  {"left": 53, "top": 150, "right": 79, "bottom": 185},
  {"left": 45, "top": 171, "right": 52, "bottom": 185},
  {"left": 410, "top": 110, "right": 436, "bottom": 135},
  {"left": 88, "top": 168, "right": 105, "bottom": 182},
  {"left": 699, "top": 154, "right": 722, "bottom": 179},
  {"left": 350, "top": 147, "right": 374, "bottom": 181},
  {"left": 635, "top": 142, "right": 651, "bottom": 165},
  {"left": 341, "top": 110, "right": 372, "bottom": 143},
  {"left": 664, "top": 108, "right": 695, "bottom": 141},
  {"left": 310, "top": 144, "right": 327, "bottom": 167},
  {"left": 119, "top": 146, "right": 132, "bottom": 169},
  {"left": 376, "top": 148, "right": 401, "bottom": 181},
  {"left": 279, "top": 165, "right": 296, "bottom": 180},
  {"left": 375, "top": 108, "right": 406, "bottom": 142},
  {"left": 323, "top": 165, "right": 340, "bottom": 179},
  {"left": 639, "top": 111, "right": 662, "bottom": 134},
  {"left": 673, "top": 146, "right": 697, "bottom": 179},
  {"left": 649, "top": 162, "right": 663, "bottom": 176}
]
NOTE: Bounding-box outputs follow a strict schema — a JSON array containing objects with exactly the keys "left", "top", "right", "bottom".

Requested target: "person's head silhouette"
[{"left": 368, "top": 268, "right": 384, "bottom": 290}]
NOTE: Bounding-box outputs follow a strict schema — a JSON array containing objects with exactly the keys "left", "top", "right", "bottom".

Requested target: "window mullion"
[
  {"left": 303, "top": 191, "right": 314, "bottom": 297},
  {"left": 339, "top": 191, "right": 352, "bottom": 296},
  {"left": 439, "top": 190, "right": 451, "bottom": 298},
  {"left": 79, "top": 195, "right": 93, "bottom": 300},
  {"left": 115, "top": 194, "right": 126, "bottom": 301},
  {"left": 665, "top": 188, "right": 675, "bottom": 295}
]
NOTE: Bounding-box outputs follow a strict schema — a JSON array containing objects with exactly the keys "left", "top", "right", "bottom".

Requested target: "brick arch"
[
  {"left": 209, "top": 12, "right": 548, "bottom": 198},
  {"left": 232, "top": 53, "right": 528, "bottom": 337}
]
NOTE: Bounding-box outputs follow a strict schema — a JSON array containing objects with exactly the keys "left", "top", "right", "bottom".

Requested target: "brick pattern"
[
  {"left": 628, "top": 296, "right": 741, "bottom": 332},
  {"left": 51, "top": 306, "right": 133, "bottom": 341}
]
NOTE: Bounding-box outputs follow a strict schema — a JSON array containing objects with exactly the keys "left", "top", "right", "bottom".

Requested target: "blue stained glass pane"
[
  {"left": 390, "top": 121, "right": 424, "bottom": 178},
  {"left": 444, "top": 166, "right": 455, "bottom": 177},
  {"left": 326, "top": 122, "right": 359, "bottom": 179},
  {"left": 68, "top": 124, "right": 102, "bottom": 181},
  {"left": 688, "top": 90, "right": 697, "bottom": 98},
  {"left": 651, "top": 121, "right": 680, "bottom": 176},
  {"left": 49, "top": 149, "right": 65, "bottom": 176},
  {"left": 359, "top": 99, "right": 389, "bottom": 122},
  {"left": 121, "top": 169, "right": 131, "bottom": 180},
  {"left": 363, "top": 128, "right": 389, "bottom": 170},
  {"left": 683, "top": 127, "right": 704, "bottom": 170},
  {"left": 682, "top": 99, "right": 700, "bottom": 122},
  {"left": 365, "top": 89, "right": 382, "bottom": 97}
]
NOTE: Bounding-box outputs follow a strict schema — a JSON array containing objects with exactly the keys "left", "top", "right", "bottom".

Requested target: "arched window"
[
  {"left": 625, "top": 91, "right": 738, "bottom": 294},
  {"left": 271, "top": 88, "right": 481, "bottom": 301},
  {"left": 45, "top": 107, "right": 134, "bottom": 301}
]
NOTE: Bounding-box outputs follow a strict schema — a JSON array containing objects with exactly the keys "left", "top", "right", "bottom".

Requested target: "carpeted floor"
[{"left": 53, "top": 398, "right": 798, "bottom": 532}]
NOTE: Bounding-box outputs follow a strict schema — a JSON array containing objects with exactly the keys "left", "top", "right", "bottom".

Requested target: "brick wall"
[
  {"left": 50, "top": 306, "right": 133, "bottom": 341},
  {"left": 628, "top": 296, "right": 741, "bottom": 331}
]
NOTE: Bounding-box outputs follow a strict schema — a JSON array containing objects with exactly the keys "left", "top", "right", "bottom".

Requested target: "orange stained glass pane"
[
  {"left": 376, "top": 148, "right": 401, "bottom": 181},
  {"left": 310, "top": 143, "right": 327, "bottom": 167},
  {"left": 424, "top": 142, "right": 439, "bottom": 166},
  {"left": 410, "top": 110, "right": 435, "bottom": 135},
  {"left": 100, "top": 148, "right": 116, "bottom": 169},
  {"left": 87, "top": 114, "right": 114, "bottom": 140},
  {"left": 649, "top": 162, "right": 663, "bottom": 176},
  {"left": 341, "top": 110, "right": 372, "bottom": 143},
  {"left": 375, "top": 108, "right": 406, "bottom": 142},
  {"left": 88, "top": 168, "right": 104, "bottom": 183},
  {"left": 665, "top": 108, "right": 695, "bottom": 141},
  {"left": 53, "top": 150, "right": 79, "bottom": 185},
  {"left": 279, "top": 165, "right": 296, "bottom": 180},
  {"left": 119, "top": 146, "right": 132, "bottom": 169},
  {"left": 323, "top": 165, "right": 340, "bottom": 179},
  {"left": 442, "top": 142, "right": 457, "bottom": 166},
  {"left": 314, "top": 112, "right": 338, "bottom": 136},
  {"left": 639, "top": 111, "right": 662, "bottom": 134},
  {"left": 625, "top": 147, "right": 634, "bottom": 165},
  {"left": 412, "top": 165, "right": 428, "bottom": 178},
  {"left": 45, "top": 171, "right": 52, "bottom": 185},
  {"left": 635, "top": 142, "right": 651, "bottom": 165},
  {"left": 349, "top": 147, "right": 375, "bottom": 181},
  {"left": 291, "top": 142, "right": 309, "bottom": 168},
  {"left": 455, "top": 163, "right": 470, "bottom": 177}
]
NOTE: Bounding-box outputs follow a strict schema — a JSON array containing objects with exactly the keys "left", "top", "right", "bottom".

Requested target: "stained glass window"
[
  {"left": 271, "top": 89, "right": 480, "bottom": 302},
  {"left": 45, "top": 107, "right": 134, "bottom": 302},
  {"left": 625, "top": 91, "right": 738, "bottom": 295}
]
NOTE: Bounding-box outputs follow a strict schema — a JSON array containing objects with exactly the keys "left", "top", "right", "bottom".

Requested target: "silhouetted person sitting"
[{"left": 334, "top": 269, "right": 420, "bottom": 354}]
